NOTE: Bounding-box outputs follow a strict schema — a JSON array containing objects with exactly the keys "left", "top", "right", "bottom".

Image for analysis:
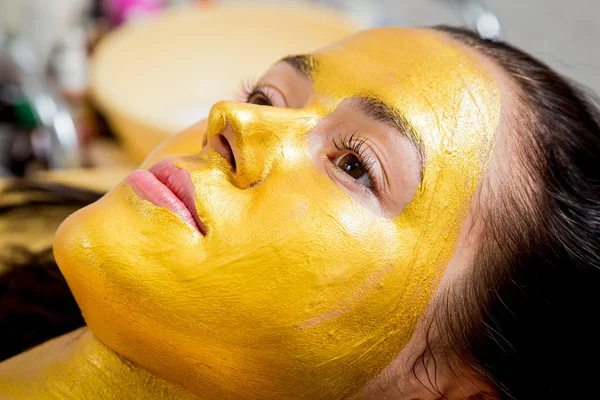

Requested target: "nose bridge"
[{"left": 206, "top": 101, "right": 316, "bottom": 187}]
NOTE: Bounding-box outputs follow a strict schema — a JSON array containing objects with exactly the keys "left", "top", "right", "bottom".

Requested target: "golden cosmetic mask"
[{"left": 55, "top": 28, "right": 500, "bottom": 398}]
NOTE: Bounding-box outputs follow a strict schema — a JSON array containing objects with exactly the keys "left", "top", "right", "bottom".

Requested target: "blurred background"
[{"left": 0, "top": 0, "right": 598, "bottom": 179}]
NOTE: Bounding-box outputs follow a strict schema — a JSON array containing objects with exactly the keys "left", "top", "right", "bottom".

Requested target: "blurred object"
[
  {"left": 25, "top": 82, "right": 82, "bottom": 170},
  {"left": 439, "top": 0, "right": 502, "bottom": 40},
  {"left": 103, "top": 0, "right": 165, "bottom": 26},
  {"left": 91, "top": 2, "right": 360, "bottom": 162},
  {"left": 0, "top": 80, "right": 82, "bottom": 176},
  {"left": 0, "top": 0, "right": 94, "bottom": 176},
  {"left": 52, "top": 27, "right": 89, "bottom": 97},
  {"left": 0, "top": 0, "right": 93, "bottom": 74},
  {"left": 0, "top": 63, "right": 83, "bottom": 175}
]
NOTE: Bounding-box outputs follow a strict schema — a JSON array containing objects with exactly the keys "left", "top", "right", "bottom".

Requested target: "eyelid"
[
  {"left": 330, "top": 132, "right": 382, "bottom": 194},
  {"left": 239, "top": 78, "right": 288, "bottom": 108},
  {"left": 263, "top": 84, "right": 288, "bottom": 107}
]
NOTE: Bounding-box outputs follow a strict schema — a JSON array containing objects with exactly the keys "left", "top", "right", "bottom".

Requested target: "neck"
[{"left": 0, "top": 327, "right": 197, "bottom": 399}]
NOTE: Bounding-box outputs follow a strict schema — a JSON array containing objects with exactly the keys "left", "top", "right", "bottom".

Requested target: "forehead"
[
  {"left": 309, "top": 27, "right": 497, "bottom": 111},
  {"left": 312, "top": 28, "right": 488, "bottom": 82},
  {"left": 308, "top": 27, "right": 500, "bottom": 165}
]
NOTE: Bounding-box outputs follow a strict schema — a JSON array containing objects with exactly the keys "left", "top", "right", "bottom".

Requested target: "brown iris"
[{"left": 338, "top": 154, "right": 367, "bottom": 180}]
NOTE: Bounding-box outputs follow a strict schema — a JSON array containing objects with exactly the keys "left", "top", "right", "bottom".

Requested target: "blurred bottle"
[
  {"left": 0, "top": 0, "right": 93, "bottom": 174},
  {"left": 0, "top": 0, "right": 92, "bottom": 73}
]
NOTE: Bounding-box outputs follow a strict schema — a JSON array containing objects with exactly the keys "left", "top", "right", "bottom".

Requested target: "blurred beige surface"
[
  {"left": 0, "top": 168, "right": 127, "bottom": 255},
  {"left": 32, "top": 167, "right": 129, "bottom": 193},
  {"left": 91, "top": 2, "right": 360, "bottom": 162}
]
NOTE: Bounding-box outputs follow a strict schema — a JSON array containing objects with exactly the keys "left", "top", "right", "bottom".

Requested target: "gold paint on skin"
[
  {"left": 0, "top": 328, "right": 196, "bottom": 399},
  {"left": 2, "top": 28, "right": 500, "bottom": 399}
]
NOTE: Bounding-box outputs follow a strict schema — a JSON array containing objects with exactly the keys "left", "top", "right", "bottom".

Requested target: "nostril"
[{"left": 210, "top": 134, "right": 236, "bottom": 172}]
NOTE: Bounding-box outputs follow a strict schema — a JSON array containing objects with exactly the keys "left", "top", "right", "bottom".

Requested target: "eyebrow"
[
  {"left": 280, "top": 54, "right": 319, "bottom": 80},
  {"left": 351, "top": 95, "right": 425, "bottom": 167},
  {"left": 279, "top": 58, "right": 425, "bottom": 167}
]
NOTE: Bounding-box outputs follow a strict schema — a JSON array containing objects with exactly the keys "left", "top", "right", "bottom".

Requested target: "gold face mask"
[{"left": 55, "top": 28, "right": 500, "bottom": 399}]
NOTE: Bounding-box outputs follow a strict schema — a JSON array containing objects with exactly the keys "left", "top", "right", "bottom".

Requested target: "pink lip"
[{"left": 126, "top": 160, "right": 207, "bottom": 235}]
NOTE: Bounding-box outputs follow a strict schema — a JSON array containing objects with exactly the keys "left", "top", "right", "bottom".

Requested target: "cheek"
[
  {"left": 54, "top": 159, "right": 435, "bottom": 398},
  {"left": 204, "top": 169, "right": 403, "bottom": 322},
  {"left": 167, "top": 161, "right": 403, "bottom": 326}
]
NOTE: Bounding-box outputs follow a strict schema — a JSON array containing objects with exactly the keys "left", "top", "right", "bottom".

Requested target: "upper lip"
[{"left": 148, "top": 159, "right": 207, "bottom": 235}]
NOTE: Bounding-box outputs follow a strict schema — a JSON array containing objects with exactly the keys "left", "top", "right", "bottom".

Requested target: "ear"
[
  {"left": 362, "top": 349, "right": 496, "bottom": 400},
  {"left": 431, "top": 365, "right": 497, "bottom": 400}
]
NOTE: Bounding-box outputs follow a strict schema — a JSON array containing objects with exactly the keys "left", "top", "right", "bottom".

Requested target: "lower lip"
[{"left": 126, "top": 164, "right": 206, "bottom": 235}]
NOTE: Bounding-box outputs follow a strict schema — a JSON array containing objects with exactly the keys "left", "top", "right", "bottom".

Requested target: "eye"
[
  {"left": 331, "top": 132, "right": 378, "bottom": 191},
  {"left": 335, "top": 153, "right": 373, "bottom": 188},
  {"left": 246, "top": 89, "right": 273, "bottom": 106},
  {"left": 239, "top": 80, "right": 287, "bottom": 107}
]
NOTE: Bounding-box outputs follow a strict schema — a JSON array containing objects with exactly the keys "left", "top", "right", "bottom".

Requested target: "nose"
[{"left": 205, "top": 101, "right": 316, "bottom": 188}]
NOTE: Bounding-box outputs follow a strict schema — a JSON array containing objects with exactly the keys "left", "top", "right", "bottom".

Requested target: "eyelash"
[
  {"left": 332, "top": 131, "right": 379, "bottom": 193},
  {"left": 240, "top": 80, "right": 379, "bottom": 194},
  {"left": 239, "top": 79, "right": 274, "bottom": 106}
]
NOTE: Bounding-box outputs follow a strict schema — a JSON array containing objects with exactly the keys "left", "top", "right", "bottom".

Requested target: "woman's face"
[{"left": 55, "top": 28, "right": 500, "bottom": 398}]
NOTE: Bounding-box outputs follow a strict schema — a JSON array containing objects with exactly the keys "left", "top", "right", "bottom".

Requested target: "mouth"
[{"left": 126, "top": 160, "right": 207, "bottom": 235}]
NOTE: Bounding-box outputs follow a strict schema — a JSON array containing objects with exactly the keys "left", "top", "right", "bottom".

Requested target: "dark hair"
[
  {"left": 417, "top": 26, "right": 600, "bottom": 399},
  {"left": 0, "top": 182, "right": 102, "bottom": 361}
]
